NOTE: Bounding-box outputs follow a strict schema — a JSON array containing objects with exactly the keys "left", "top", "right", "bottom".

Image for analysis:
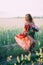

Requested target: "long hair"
[{"left": 25, "top": 14, "right": 33, "bottom": 22}]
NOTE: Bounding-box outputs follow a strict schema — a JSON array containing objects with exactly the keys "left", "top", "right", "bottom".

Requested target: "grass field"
[{"left": 0, "top": 18, "right": 43, "bottom": 65}]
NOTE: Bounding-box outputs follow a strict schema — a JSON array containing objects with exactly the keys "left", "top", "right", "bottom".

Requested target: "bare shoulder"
[{"left": 30, "top": 22, "right": 35, "bottom": 26}]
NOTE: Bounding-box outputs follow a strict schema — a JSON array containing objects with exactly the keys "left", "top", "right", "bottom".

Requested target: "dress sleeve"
[{"left": 24, "top": 24, "right": 30, "bottom": 32}]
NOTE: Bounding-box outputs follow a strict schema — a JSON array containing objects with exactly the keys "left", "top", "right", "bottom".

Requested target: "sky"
[{"left": 0, "top": 0, "right": 43, "bottom": 18}]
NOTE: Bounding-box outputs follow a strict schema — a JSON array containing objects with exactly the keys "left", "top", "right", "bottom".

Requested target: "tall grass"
[
  {"left": 0, "top": 28, "right": 23, "bottom": 46},
  {"left": 0, "top": 27, "right": 43, "bottom": 65}
]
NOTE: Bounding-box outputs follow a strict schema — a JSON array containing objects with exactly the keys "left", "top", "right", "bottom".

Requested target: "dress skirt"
[{"left": 15, "top": 33, "right": 33, "bottom": 51}]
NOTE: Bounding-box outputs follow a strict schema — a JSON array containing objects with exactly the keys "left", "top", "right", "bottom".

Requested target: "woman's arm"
[{"left": 23, "top": 24, "right": 30, "bottom": 35}]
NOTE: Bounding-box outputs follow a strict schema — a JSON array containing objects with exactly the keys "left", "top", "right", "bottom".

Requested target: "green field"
[
  {"left": 0, "top": 18, "right": 43, "bottom": 65},
  {"left": 0, "top": 26, "right": 43, "bottom": 65}
]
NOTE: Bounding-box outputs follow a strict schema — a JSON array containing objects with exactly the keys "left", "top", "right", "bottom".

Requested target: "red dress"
[{"left": 15, "top": 22, "right": 34, "bottom": 51}]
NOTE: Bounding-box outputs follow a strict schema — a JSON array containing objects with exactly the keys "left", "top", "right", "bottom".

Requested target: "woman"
[{"left": 15, "top": 14, "right": 39, "bottom": 51}]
